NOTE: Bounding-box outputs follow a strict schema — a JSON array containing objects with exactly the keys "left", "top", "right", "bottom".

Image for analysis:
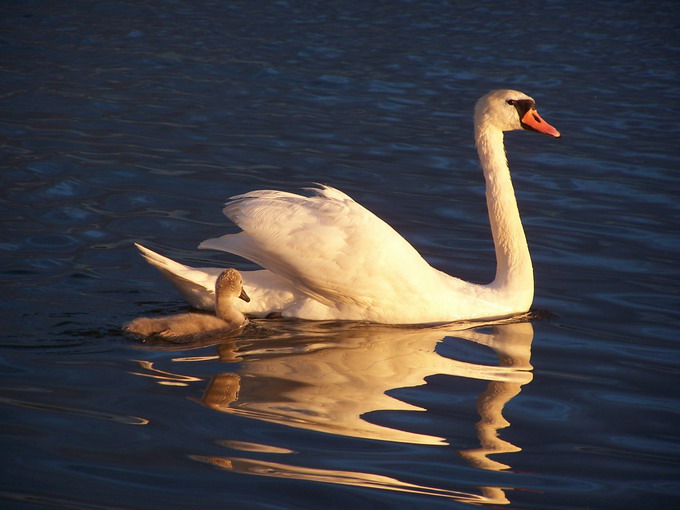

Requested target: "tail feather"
[{"left": 134, "top": 243, "right": 222, "bottom": 310}]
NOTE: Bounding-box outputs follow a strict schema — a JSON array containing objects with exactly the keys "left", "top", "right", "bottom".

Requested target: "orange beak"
[{"left": 521, "top": 109, "right": 561, "bottom": 138}]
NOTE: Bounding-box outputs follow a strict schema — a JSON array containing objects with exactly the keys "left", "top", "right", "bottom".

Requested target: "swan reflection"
[
  {"left": 202, "top": 320, "right": 533, "bottom": 448},
  {"left": 134, "top": 318, "right": 534, "bottom": 505}
]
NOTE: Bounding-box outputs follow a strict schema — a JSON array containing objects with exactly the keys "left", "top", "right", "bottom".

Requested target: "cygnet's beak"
[{"left": 239, "top": 287, "right": 251, "bottom": 302}]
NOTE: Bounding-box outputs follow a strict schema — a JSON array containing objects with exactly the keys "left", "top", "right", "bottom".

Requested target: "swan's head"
[
  {"left": 216, "top": 268, "right": 250, "bottom": 302},
  {"left": 475, "top": 89, "right": 560, "bottom": 137}
]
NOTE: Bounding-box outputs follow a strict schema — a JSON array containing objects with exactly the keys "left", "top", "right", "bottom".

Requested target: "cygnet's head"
[
  {"left": 475, "top": 89, "right": 560, "bottom": 137},
  {"left": 216, "top": 268, "right": 250, "bottom": 302}
]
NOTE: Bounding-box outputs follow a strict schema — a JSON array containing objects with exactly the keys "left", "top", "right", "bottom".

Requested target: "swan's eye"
[{"left": 506, "top": 99, "right": 516, "bottom": 106}]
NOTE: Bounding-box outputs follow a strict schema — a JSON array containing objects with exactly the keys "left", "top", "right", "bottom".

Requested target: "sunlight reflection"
[
  {"left": 191, "top": 455, "right": 506, "bottom": 505},
  {"left": 201, "top": 320, "right": 533, "bottom": 448},
  {"left": 132, "top": 317, "right": 534, "bottom": 505},
  {"left": 216, "top": 440, "right": 295, "bottom": 454},
  {"left": 129, "top": 359, "right": 204, "bottom": 386}
]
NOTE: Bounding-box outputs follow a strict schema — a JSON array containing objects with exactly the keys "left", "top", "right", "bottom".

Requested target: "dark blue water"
[{"left": 2, "top": 1, "right": 679, "bottom": 508}]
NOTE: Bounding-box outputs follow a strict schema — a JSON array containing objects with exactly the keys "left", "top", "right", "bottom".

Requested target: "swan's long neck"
[{"left": 475, "top": 124, "right": 533, "bottom": 305}]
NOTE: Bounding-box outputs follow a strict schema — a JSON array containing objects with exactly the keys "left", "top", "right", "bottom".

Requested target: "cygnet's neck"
[
  {"left": 475, "top": 123, "right": 533, "bottom": 305},
  {"left": 215, "top": 292, "right": 247, "bottom": 326}
]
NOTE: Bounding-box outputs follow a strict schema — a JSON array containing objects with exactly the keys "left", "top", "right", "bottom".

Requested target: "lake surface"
[{"left": 2, "top": 1, "right": 679, "bottom": 508}]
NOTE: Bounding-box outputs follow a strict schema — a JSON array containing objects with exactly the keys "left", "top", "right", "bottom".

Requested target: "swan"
[
  {"left": 134, "top": 89, "right": 560, "bottom": 324},
  {"left": 124, "top": 268, "right": 250, "bottom": 341}
]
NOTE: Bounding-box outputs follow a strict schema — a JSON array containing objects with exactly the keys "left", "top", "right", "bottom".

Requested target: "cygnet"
[{"left": 124, "top": 268, "right": 250, "bottom": 342}]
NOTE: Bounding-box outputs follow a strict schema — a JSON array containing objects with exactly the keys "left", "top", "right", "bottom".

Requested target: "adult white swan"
[{"left": 135, "top": 89, "right": 560, "bottom": 324}]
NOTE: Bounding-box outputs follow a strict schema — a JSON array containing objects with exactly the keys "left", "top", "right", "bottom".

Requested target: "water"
[{"left": 2, "top": 1, "right": 679, "bottom": 508}]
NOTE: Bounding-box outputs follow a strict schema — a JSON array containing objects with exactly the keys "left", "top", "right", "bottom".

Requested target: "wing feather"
[{"left": 199, "top": 185, "right": 440, "bottom": 309}]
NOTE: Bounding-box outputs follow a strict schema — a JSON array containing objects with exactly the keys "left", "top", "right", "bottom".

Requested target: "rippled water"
[{"left": 2, "top": 1, "right": 679, "bottom": 509}]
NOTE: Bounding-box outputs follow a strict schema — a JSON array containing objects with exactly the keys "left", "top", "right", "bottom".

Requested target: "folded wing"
[{"left": 199, "top": 185, "right": 442, "bottom": 314}]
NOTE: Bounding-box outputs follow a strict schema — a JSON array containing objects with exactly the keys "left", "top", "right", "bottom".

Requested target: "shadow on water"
[{"left": 129, "top": 314, "right": 537, "bottom": 505}]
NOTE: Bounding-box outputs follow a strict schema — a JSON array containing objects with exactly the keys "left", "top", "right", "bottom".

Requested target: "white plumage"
[{"left": 135, "top": 89, "right": 560, "bottom": 324}]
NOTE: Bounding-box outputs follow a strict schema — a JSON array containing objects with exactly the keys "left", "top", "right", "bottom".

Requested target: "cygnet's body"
[{"left": 125, "top": 268, "right": 250, "bottom": 342}]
